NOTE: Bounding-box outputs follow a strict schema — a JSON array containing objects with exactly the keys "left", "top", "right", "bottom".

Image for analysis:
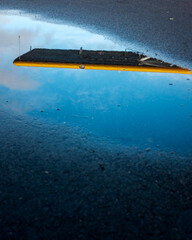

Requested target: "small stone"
[
  {"left": 56, "top": 108, "right": 60, "bottom": 111},
  {"left": 80, "top": 64, "right": 85, "bottom": 69},
  {"left": 145, "top": 148, "right": 151, "bottom": 152},
  {"left": 117, "top": 104, "right": 121, "bottom": 107},
  {"left": 169, "top": 83, "right": 173, "bottom": 85},
  {"left": 186, "top": 78, "right": 190, "bottom": 80},
  {"left": 44, "top": 171, "right": 49, "bottom": 174},
  {"left": 99, "top": 163, "right": 104, "bottom": 170},
  {"left": 169, "top": 17, "right": 174, "bottom": 20},
  {"left": 40, "top": 110, "right": 44, "bottom": 112},
  {"left": 6, "top": 100, "right": 8, "bottom": 103}
]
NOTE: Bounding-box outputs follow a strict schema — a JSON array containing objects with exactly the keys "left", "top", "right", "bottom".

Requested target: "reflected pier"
[{"left": 13, "top": 48, "right": 191, "bottom": 74}]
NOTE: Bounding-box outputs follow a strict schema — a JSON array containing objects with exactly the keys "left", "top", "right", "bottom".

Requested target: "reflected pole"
[{"left": 19, "top": 35, "right": 21, "bottom": 60}]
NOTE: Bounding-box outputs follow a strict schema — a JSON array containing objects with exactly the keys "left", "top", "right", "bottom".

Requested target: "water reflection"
[{"left": 0, "top": 11, "right": 192, "bottom": 152}]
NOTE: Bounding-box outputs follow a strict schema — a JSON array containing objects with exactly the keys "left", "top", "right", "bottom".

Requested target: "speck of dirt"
[
  {"left": 145, "top": 148, "right": 151, "bottom": 152},
  {"left": 99, "top": 163, "right": 105, "bottom": 170}
]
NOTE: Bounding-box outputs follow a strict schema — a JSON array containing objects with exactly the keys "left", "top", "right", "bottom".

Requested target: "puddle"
[{"left": 0, "top": 11, "right": 192, "bottom": 153}]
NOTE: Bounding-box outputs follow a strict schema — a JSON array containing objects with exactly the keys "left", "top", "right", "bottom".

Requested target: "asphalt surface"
[
  {"left": 0, "top": 110, "right": 192, "bottom": 240},
  {"left": 1, "top": 0, "right": 192, "bottom": 69},
  {"left": 0, "top": 1, "right": 192, "bottom": 239}
]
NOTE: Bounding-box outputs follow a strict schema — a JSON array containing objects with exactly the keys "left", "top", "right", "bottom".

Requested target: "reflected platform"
[{"left": 13, "top": 48, "right": 191, "bottom": 74}]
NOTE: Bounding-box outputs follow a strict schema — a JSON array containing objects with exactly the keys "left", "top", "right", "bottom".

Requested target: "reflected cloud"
[
  {"left": 0, "top": 14, "right": 11, "bottom": 24},
  {"left": 0, "top": 29, "right": 38, "bottom": 52},
  {"left": 0, "top": 67, "right": 39, "bottom": 90},
  {"left": 0, "top": 11, "right": 123, "bottom": 91},
  {"left": 0, "top": 10, "right": 122, "bottom": 52}
]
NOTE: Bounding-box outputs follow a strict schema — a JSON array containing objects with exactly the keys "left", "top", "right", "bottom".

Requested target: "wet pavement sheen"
[{"left": 0, "top": 10, "right": 192, "bottom": 240}]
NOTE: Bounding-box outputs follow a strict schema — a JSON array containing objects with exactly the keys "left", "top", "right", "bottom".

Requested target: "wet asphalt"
[
  {"left": 0, "top": 1, "right": 192, "bottom": 239},
  {"left": 0, "top": 109, "right": 192, "bottom": 240}
]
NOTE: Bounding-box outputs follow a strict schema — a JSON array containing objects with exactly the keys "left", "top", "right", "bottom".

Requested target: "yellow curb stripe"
[{"left": 13, "top": 61, "right": 191, "bottom": 74}]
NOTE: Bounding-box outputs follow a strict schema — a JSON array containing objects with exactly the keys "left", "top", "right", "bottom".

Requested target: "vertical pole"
[
  {"left": 79, "top": 47, "right": 83, "bottom": 55},
  {"left": 19, "top": 35, "right": 21, "bottom": 60}
]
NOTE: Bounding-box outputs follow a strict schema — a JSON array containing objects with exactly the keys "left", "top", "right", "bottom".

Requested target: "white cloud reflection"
[
  {"left": 0, "top": 10, "right": 123, "bottom": 90},
  {"left": 0, "top": 69, "right": 39, "bottom": 90}
]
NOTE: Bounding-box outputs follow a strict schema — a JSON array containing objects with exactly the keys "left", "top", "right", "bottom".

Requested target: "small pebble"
[
  {"left": 56, "top": 108, "right": 60, "bottom": 111},
  {"left": 169, "top": 17, "right": 174, "bottom": 20},
  {"left": 169, "top": 83, "right": 173, "bottom": 85},
  {"left": 145, "top": 148, "right": 151, "bottom": 152},
  {"left": 40, "top": 110, "right": 44, "bottom": 112},
  {"left": 99, "top": 163, "right": 104, "bottom": 170}
]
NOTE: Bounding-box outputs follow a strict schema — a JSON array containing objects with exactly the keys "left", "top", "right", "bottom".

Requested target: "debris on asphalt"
[
  {"left": 99, "top": 163, "right": 104, "bottom": 170},
  {"left": 145, "top": 148, "right": 151, "bottom": 152}
]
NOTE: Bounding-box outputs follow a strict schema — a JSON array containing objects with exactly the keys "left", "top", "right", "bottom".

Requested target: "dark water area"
[{"left": 0, "top": 9, "right": 192, "bottom": 240}]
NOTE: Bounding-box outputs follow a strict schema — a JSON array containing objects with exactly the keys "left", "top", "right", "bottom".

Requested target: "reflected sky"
[{"left": 0, "top": 11, "right": 192, "bottom": 153}]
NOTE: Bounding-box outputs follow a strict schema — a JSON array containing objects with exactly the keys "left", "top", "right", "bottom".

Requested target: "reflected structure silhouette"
[{"left": 14, "top": 48, "right": 191, "bottom": 74}]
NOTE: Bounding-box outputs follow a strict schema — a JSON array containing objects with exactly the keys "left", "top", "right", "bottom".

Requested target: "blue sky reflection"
[{"left": 0, "top": 11, "right": 192, "bottom": 152}]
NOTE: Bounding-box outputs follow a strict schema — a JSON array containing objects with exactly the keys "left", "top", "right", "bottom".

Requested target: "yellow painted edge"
[{"left": 13, "top": 61, "right": 192, "bottom": 74}]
